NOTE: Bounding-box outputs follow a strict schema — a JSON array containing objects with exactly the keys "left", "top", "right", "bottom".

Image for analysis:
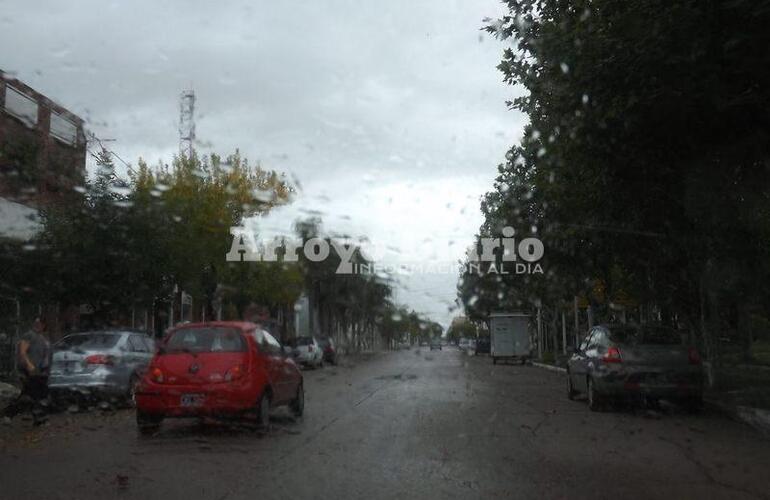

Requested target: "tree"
[
  {"left": 32, "top": 148, "right": 293, "bottom": 328},
  {"left": 147, "top": 151, "right": 292, "bottom": 316},
  {"left": 467, "top": 0, "right": 770, "bottom": 364},
  {"left": 294, "top": 218, "right": 395, "bottom": 351}
]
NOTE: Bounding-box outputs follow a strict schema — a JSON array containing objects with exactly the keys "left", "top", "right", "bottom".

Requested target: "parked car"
[
  {"left": 135, "top": 322, "right": 303, "bottom": 434},
  {"left": 429, "top": 338, "right": 442, "bottom": 350},
  {"left": 292, "top": 336, "right": 324, "bottom": 368},
  {"left": 566, "top": 324, "right": 703, "bottom": 411},
  {"left": 475, "top": 337, "right": 491, "bottom": 355},
  {"left": 49, "top": 330, "right": 155, "bottom": 405},
  {"left": 458, "top": 338, "right": 470, "bottom": 350},
  {"left": 318, "top": 337, "right": 337, "bottom": 365}
]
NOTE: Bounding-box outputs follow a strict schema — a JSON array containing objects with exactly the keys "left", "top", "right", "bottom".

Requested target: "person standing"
[{"left": 3, "top": 318, "right": 52, "bottom": 425}]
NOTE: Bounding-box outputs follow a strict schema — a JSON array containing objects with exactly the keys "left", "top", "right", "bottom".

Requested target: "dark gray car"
[
  {"left": 566, "top": 324, "right": 703, "bottom": 411},
  {"left": 49, "top": 330, "right": 155, "bottom": 404}
]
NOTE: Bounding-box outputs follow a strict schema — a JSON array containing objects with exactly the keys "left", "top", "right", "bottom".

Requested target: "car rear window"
[
  {"left": 57, "top": 333, "right": 120, "bottom": 350},
  {"left": 296, "top": 337, "right": 314, "bottom": 346},
  {"left": 610, "top": 326, "right": 682, "bottom": 345},
  {"left": 165, "top": 327, "right": 246, "bottom": 353}
]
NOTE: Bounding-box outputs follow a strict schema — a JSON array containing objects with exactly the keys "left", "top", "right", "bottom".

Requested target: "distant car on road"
[
  {"left": 419, "top": 340, "right": 429, "bottom": 347},
  {"left": 429, "top": 338, "right": 442, "bottom": 350},
  {"left": 49, "top": 330, "right": 155, "bottom": 406},
  {"left": 318, "top": 337, "right": 337, "bottom": 365},
  {"left": 475, "top": 337, "right": 491, "bottom": 355},
  {"left": 292, "top": 336, "right": 324, "bottom": 368},
  {"left": 135, "top": 322, "right": 303, "bottom": 434},
  {"left": 458, "top": 338, "right": 470, "bottom": 350},
  {"left": 566, "top": 324, "right": 703, "bottom": 411}
]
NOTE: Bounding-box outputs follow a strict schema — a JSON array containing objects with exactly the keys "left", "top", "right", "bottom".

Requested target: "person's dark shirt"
[{"left": 18, "top": 330, "right": 51, "bottom": 375}]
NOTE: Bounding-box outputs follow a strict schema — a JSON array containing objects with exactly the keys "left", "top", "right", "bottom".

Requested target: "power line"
[{"left": 85, "top": 131, "right": 136, "bottom": 175}]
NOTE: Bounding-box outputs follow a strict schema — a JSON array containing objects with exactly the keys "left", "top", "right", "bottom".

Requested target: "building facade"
[
  {"left": 0, "top": 69, "right": 86, "bottom": 210},
  {"left": 0, "top": 70, "right": 87, "bottom": 376}
]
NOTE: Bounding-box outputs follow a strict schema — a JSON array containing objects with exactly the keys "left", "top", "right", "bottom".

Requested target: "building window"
[
  {"left": 3, "top": 85, "right": 38, "bottom": 128},
  {"left": 49, "top": 111, "right": 78, "bottom": 145}
]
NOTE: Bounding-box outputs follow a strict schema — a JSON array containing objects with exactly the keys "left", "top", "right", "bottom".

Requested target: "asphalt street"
[{"left": 1, "top": 347, "right": 769, "bottom": 500}]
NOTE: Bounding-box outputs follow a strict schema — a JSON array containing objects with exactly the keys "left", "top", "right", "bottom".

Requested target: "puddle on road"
[
  {"left": 136, "top": 411, "right": 304, "bottom": 446},
  {"left": 375, "top": 374, "right": 418, "bottom": 381}
]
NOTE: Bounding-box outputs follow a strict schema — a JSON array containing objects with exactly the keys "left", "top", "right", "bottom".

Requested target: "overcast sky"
[{"left": 0, "top": 0, "right": 526, "bottom": 328}]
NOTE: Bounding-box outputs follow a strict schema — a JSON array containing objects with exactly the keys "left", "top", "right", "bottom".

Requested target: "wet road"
[{"left": 1, "top": 347, "right": 769, "bottom": 499}]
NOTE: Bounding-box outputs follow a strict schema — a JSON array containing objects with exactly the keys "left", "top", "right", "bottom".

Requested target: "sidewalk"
[
  {"left": 704, "top": 394, "right": 770, "bottom": 436},
  {"left": 529, "top": 358, "right": 770, "bottom": 435},
  {"left": 0, "top": 381, "right": 20, "bottom": 413}
]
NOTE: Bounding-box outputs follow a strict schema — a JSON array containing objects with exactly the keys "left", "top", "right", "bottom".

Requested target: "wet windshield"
[
  {"left": 610, "top": 326, "right": 683, "bottom": 346},
  {"left": 2, "top": 1, "right": 770, "bottom": 499}
]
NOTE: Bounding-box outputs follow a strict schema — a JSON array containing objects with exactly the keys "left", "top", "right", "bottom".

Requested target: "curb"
[
  {"left": 532, "top": 362, "right": 567, "bottom": 374},
  {"left": 705, "top": 398, "right": 770, "bottom": 436}
]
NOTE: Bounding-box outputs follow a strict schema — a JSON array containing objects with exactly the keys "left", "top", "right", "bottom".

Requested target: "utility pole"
[
  {"left": 574, "top": 296, "right": 580, "bottom": 347},
  {"left": 562, "top": 310, "right": 567, "bottom": 354},
  {"left": 536, "top": 307, "right": 542, "bottom": 359}
]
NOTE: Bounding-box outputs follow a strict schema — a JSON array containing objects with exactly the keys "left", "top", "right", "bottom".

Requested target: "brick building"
[
  {"left": 0, "top": 69, "right": 86, "bottom": 210},
  {"left": 0, "top": 70, "right": 87, "bottom": 374}
]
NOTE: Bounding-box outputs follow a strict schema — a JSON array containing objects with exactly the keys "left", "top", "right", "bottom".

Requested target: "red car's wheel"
[
  {"left": 137, "top": 411, "right": 162, "bottom": 436},
  {"left": 290, "top": 383, "right": 304, "bottom": 417},
  {"left": 256, "top": 392, "right": 271, "bottom": 428}
]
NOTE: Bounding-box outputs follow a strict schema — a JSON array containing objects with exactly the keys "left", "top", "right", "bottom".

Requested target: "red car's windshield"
[{"left": 164, "top": 327, "right": 246, "bottom": 353}]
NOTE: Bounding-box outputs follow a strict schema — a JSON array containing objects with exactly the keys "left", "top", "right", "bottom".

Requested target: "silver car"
[
  {"left": 566, "top": 324, "right": 703, "bottom": 411},
  {"left": 49, "top": 330, "right": 155, "bottom": 404},
  {"left": 292, "top": 336, "right": 324, "bottom": 368}
]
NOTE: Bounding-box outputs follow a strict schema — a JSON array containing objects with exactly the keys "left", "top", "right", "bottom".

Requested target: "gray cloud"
[{"left": 0, "top": 0, "right": 526, "bottom": 327}]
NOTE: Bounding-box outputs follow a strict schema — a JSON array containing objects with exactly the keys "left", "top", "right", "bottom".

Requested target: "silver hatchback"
[
  {"left": 49, "top": 330, "right": 155, "bottom": 404},
  {"left": 567, "top": 324, "right": 703, "bottom": 411}
]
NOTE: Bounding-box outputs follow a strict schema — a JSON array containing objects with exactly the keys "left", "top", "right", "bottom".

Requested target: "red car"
[{"left": 135, "top": 322, "right": 303, "bottom": 434}]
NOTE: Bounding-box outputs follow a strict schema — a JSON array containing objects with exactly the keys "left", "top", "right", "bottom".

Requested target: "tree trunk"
[
  {"left": 739, "top": 303, "right": 753, "bottom": 364},
  {"left": 561, "top": 310, "right": 567, "bottom": 354}
]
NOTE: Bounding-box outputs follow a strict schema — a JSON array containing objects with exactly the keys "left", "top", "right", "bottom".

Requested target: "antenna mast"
[{"left": 179, "top": 89, "right": 196, "bottom": 158}]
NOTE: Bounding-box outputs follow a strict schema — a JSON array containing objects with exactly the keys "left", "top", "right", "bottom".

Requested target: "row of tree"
[
  {"left": 459, "top": 0, "right": 770, "bottom": 367},
  {"left": 1, "top": 146, "right": 438, "bottom": 350},
  {"left": 295, "top": 219, "right": 443, "bottom": 349}
]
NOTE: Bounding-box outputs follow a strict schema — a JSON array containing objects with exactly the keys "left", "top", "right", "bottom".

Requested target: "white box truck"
[{"left": 489, "top": 312, "right": 531, "bottom": 365}]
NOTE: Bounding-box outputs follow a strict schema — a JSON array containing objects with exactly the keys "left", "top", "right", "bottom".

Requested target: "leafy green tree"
[
  {"left": 466, "top": 0, "right": 770, "bottom": 364},
  {"left": 146, "top": 151, "right": 292, "bottom": 316}
]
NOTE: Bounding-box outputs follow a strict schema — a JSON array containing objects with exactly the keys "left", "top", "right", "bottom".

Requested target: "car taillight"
[
  {"left": 225, "top": 365, "right": 244, "bottom": 382},
  {"left": 688, "top": 347, "right": 702, "bottom": 365},
  {"left": 602, "top": 346, "right": 622, "bottom": 363},
  {"left": 150, "top": 367, "right": 164, "bottom": 383},
  {"left": 85, "top": 354, "right": 115, "bottom": 365}
]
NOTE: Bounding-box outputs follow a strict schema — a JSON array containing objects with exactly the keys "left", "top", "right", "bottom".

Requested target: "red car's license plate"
[{"left": 180, "top": 394, "right": 205, "bottom": 407}]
